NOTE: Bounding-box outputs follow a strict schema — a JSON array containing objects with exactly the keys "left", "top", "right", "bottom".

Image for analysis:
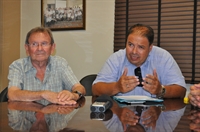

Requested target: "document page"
[{"left": 113, "top": 95, "right": 163, "bottom": 104}]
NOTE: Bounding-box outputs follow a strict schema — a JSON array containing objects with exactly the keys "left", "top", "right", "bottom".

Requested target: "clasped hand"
[
  {"left": 41, "top": 96, "right": 85, "bottom": 114},
  {"left": 117, "top": 68, "right": 162, "bottom": 95},
  {"left": 189, "top": 84, "right": 200, "bottom": 108},
  {"left": 187, "top": 109, "right": 200, "bottom": 132},
  {"left": 43, "top": 90, "right": 77, "bottom": 105}
]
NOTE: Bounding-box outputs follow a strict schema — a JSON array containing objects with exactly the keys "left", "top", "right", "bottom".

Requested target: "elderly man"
[
  {"left": 8, "top": 27, "right": 85, "bottom": 105},
  {"left": 92, "top": 23, "right": 186, "bottom": 98}
]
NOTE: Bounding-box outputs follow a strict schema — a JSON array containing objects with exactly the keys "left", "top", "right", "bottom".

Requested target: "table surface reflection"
[{"left": 0, "top": 96, "right": 194, "bottom": 132}]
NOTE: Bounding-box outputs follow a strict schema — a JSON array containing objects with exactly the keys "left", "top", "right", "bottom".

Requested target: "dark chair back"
[
  {"left": 80, "top": 74, "right": 97, "bottom": 96},
  {"left": 0, "top": 87, "right": 8, "bottom": 102}
]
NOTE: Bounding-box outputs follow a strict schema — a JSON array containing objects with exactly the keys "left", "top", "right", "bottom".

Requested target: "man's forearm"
[
  {"left": 92, "top": 82, "right": 119, "bottom": 96},
  {"left": 8, "top": 87, "right": 44, "bottom": 101},
  {"left": 164, "top": 85, "right": 186, "bottom": 98},
  {"left": 8, "top": 101, "right": 44, "bottom": 111}
]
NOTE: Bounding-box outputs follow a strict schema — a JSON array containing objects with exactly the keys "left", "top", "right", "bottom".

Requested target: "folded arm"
[
  {"left": 8, "top": 86, "right": 47, "bottom": 101},
  {"left": 8, "top": 86, "right": 63, "bottom": 105}
]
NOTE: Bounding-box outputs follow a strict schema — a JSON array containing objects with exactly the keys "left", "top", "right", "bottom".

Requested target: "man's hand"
[
  {"left": 187, "top": 109, "right": 200, "bottom": 132},
  {"left": 140, "top": 106, "right": 161, "bottom": 129},
  {"left": 189, "top": 84, "right": 200, "bottom": 107},
  {"left": 142, "top": 69, "right": 162, "bottom": 95},
  {"left": 41, "top": 104, "right": 78, "bottom": 114},
  {"left": 116, "top": 68, "right": 139, "bottom": 93},
  {"left": 42, "top": 97, "right": 86, "bottom": 114},
  {"left": 57, "top": 90, "right": 77, "bottom": 105},
  {"left": 42, "top": 90, "right": 60, "bottom": 104},
  {"left": 42, "top": 90, "right": 77, "bottom": 105},
  {"left": 118, "top": 107, "right": 139, "bottom": 131}
]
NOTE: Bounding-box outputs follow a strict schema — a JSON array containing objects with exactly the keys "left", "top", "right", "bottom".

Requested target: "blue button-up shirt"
[
  {"left": 8, "top": 55, "right": 78, "bottom": 92},
  {"left": 93, "top": 46, "right": 186, "bottom": 96}
]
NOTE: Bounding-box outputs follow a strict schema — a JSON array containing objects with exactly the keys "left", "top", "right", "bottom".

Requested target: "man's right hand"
[{"left": 116, "top": 68, "right": 139, "bottom": 93}]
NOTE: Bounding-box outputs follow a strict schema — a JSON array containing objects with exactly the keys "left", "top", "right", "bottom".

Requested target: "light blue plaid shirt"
[
  {"left": 8, "top": 55, "right": 78, "bottom": 92},
  {"left": 93, "top": 46, "right": 186, "bottom": 96},
  {"left": 8, "top": 106, "right": 78, "bottom": 132}
]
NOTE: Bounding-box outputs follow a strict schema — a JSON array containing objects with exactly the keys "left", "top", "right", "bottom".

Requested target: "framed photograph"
[{"left": 41, "top": 0, "right": 85, "bottom": 31}]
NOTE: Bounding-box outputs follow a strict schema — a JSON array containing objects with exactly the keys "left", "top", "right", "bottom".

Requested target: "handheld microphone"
[{"left": 90, "top": 95, "right": 113, "bottom": 112}]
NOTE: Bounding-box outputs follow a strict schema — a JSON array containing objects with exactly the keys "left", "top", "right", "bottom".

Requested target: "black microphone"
[{"left": 90, "top": 95, "right": 113, "bottom": 112}]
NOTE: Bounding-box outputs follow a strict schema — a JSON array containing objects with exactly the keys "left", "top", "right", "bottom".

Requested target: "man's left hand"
[
  {"left": 57, "top": 90, "right": 77, "bottom": 105},
  {"left": 142, "top": 69, "right": 162, "bottom": 95}
]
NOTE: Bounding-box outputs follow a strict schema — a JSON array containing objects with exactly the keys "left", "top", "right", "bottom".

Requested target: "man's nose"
[
  {"left": 132, "top": 47, "right": 137, "bottom": 54},
  {"left": 37, "top": 44, "right": 43, "bottom": 50}
]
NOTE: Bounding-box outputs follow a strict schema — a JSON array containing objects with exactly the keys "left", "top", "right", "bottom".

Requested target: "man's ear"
[
  {"left": 51, "top": 43, "right": 56, "bottom": 55},
  {"left": 149, "top": 44, "right": 153, "bottom": 52},
  {"left": 24, "top": 44, "right": 29, "bottom": 56}
]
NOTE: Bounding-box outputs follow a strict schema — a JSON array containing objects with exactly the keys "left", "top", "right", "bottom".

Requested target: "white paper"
[{"left": 113, "top": 95, "right": 163, "bottom": 103}]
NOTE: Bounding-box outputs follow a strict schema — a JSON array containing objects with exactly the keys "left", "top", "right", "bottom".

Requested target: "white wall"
[{"left": 21, "top": 0, "right": 114, "bottom": 80}]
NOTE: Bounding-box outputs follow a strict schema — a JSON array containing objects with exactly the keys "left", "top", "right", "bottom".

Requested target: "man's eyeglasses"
[
  {"left": 28, "top": 42, "right": 51, "bottom": 48},
  {"left": 134, "top": 67, "right": 143, "bottom": 87}
]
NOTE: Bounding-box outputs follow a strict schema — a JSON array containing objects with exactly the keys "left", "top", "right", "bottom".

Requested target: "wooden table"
[{"left": 0, "top": 96, "right": 194, "bottom": 132}]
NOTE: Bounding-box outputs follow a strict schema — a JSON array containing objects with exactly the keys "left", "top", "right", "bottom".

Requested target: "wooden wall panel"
[{"left": 0, "top": 0, "right": 20, "bottom": 92}]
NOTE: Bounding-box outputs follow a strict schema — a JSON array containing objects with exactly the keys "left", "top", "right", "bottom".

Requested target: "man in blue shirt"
[
  {"left": 8, "top": 27, "right": 85, "bottom": 105},
  {"left": 92, "top": 24, "right": 186, "bottom": 98}
]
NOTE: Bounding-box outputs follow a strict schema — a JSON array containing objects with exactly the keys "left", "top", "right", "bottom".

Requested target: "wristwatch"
[
  {"left": 157, "top": 85, "right": 166, "bottom": 98},
  {"left": 160, "top": 105, "right": 166, "bottom": 112},
  {"left": 73, "top": 91, "right": 83, "bottom": 98}
]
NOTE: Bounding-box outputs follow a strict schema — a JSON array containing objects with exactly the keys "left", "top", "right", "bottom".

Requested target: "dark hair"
[
  {"left": 126, "top": 23, "right": 154, "bottom": 45},
  {"left": 25, "top": 27, "right": 54, "bottom": 45}
]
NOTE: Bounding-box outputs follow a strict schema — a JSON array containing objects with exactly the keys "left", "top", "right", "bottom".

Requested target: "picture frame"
[{"left": 41, "top": 0, "right": 85, "bottom": 31}]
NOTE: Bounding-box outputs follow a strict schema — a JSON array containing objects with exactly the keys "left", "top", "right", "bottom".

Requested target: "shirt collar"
[
  {"left": 24, "top": 56, "right": 52, "bottom": 73},
  {"left": 46, "top": 56, "right": 52, "bottom": 72},
  {"left": 142, "top": 46, "right": 154, "bottom": 68},
  {"left": 124, "top": 46, "right": 153, "bottom": 68},
  {"left": 24, "top": 57, "right": 34, "bottom": 73}
]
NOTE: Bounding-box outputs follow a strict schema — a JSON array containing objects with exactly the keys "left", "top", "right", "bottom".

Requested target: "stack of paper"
[{"left": 113, "top": 95, "right": 163, "bottom": 104}]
